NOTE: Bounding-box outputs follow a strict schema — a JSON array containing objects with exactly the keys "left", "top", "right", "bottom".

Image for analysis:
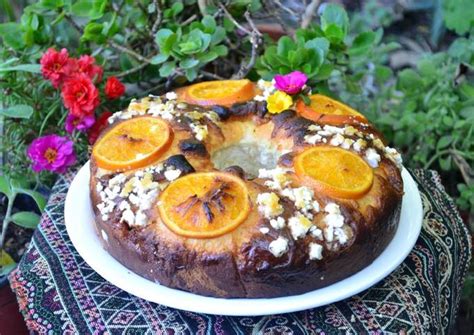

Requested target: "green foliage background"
[{"left": 0, "top": 1, "right": 473, "bottom": 307}]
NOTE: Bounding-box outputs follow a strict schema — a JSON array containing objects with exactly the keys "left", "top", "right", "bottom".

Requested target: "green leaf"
[
  {"left": 0, "top": 104, "right": 34, "bottom": 119},
  {"left": 150, "top": 54, "right": 169, "bottom": 65},
  {"left": 0, "top": 175, "right": 12, "bottom": 199},
  {"left": 197, "top": 51, "right": 218, "bottom": 63},
  {"left": 155, "top": 29, "right": 178, "bottom": 56},
  {"left": 301, "top": 95, "right": 311, "bottom": 105},
  {"left": 14, "top": 188, "right": 47, "bottom": 211},
  {"left": 374, "top": 65, "right": 393, "bottom": 84},
  {"left": 71, "top": 0, "right": 107, "bottom": 20},
  {"left": 458, "top": 83, "right": 474, "bottom": 99},
  {"left": 439, "top": 156, "right": 452, "bottom": 171},
  {"left": 0, "top": 23, "right": 25, "bottom": 49},
  {"left": 323, "top": 24, "right": 345, "bottom": 43},
  {"left": 159, "top": 61, "right": 176, "bottom": 77},
  {"left": 202, "top": 15, "right": 216, "bottom": 32},
  {"left": 443, "top": 0, "right": 474, "bottom": 35},
  {"left": 81, "top": 22, "right": 106, "bottom": 44},
  {"left": 437, "top": 136, "right": 452, "bottom": 150},
  {"left": 11, "top": 211, "right": 41, "bottom": 229},
  {"left": 305, "top": 37, "right": 329, "bottom": 66},
  {"left": 397, "top": 69, "right": 423, "bottom": 93},
  {"left": 185, "top": 67, "right": 198, "bottom": 81},
  {"left": 38, "top": 0, "right": 64, "bottom": 9},
  {"left": 212, "top": 45, "right": 228, "bottom": 56},
  {"left": 320, "top": 4, "right": 349, "bottom": 37},
  {"left": 180, "top": 58, "right": 199, "bottom": 69},
  {"left": 277, "top": 36, "right": 295, "bottom": 57},
  {"left": 348, "top": 31, "right": 376, "bottom": 56},
  {"left": 211, "top": 27, "right": 226, "bottom": 45},
  {"left": 0, "top": 64, "right": 41, "bottom": 73},
  {"left": 0, "top": 250, "right": 16, "bottom": 276}
]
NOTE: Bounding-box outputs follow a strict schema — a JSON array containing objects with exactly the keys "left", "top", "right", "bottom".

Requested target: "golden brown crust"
[{"left": 90, "top": 93, "right": 403, "bottom": 298}]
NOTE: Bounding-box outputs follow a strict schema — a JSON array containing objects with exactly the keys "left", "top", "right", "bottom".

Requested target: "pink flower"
[
  {"left": 40, "top": 48, "right": 71, "bottom": 88},
  {"left": 274, "top": 71, "right": 308, "bottom": 95},
  {"left": 69, "top": 55, "right": 103, "bottom": 83},
  {"left": 27, "top": 135, "right": 76, "bottom": 173},
  {"left": 104, "top": 76, "right": 126, "bottom": 100},
  {"left": 61, "top": 73, "right": 100, "bottom": 117},
  {"left": 65, "top": 114, "right": 95, "bottom": 134}
]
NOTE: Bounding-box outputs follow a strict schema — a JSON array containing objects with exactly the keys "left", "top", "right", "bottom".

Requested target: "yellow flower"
[{"left": 266, "top": 91, "right": 293, "bottom": 114}]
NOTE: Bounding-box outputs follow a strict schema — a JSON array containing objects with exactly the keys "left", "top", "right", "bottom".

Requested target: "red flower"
[
  {"left": 88, "top": 111, "right": 112, "bottom": 144},
  {"left": 104, "top": 76, "right": 126, "bottom": 100},
  {"left": 40, "top": 48, "right": 71, "bottom": 88},
  {"left": 69, "top": 55, "right": 103, "bottom": 83},
  {"left": 61, "top": 73, "right": 100, "bottom": 117}
]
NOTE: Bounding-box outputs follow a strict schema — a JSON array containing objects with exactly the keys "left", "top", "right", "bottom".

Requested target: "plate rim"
[{"left": 65, "top": 161, "right": 422, "bottom": 316}]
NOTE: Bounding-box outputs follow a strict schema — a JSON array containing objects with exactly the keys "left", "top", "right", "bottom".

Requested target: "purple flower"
[
  {"left": 65, "top": 114, "right": 95, "bottom": 134},
  {"left": 27, "top": 135, "right": 76, "bottom": 173},
  {"left": 274, "top": 71, "right": 308, "bottom": 95}
]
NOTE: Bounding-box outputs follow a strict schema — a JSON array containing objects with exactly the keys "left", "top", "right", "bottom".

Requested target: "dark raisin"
[
  {"left": 212, "top": 105, "right": 231, "bottom": 120},
  {"left": 223, "top": 165, "right": 246, "bottom": 178},
  {"left": 179, "top": 139, "right": 209, "bottom": 157},
  {"left": 164, "top": 155, "right": 195, "bottom": 175}
]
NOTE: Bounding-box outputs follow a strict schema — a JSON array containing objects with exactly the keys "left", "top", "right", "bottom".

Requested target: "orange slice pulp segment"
[
  {"left": 296, "top": 94, "right": 367, "bottom": 125},
  {"left": 158, "top": 172, "right": 250, "bottom": 238},
  {"left": 294, "top": 146, "right": 374, "bottom": 199},
  {"left": 180, "top": 79, "right": 256, "bottom": 106},
  {"left": 92, "top": 117, "right": 172, "bottom": 171}
]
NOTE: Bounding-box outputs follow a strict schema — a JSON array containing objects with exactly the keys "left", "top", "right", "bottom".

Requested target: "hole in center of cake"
[{"left": 211, "top": 142, "right": 281, "bottom": 177}]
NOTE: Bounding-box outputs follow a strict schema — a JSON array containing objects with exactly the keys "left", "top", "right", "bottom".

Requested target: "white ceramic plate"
[{"left": 65, "top": 162, "right": 422, "bottom": 316}]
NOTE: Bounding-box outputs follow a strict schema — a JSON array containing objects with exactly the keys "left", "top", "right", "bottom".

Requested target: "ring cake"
[{"left": 90, "top": 79, "right": 404, "bottom": 298}]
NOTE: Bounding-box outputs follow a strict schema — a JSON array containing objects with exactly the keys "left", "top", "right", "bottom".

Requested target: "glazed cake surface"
[{"left": 90, "top": 82, "right": 404, "bottom": 298}]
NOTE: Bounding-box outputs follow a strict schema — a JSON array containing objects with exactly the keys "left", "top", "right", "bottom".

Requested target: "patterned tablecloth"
[{"left": 9, "top": 169, "right": 472, "bottom": 334}]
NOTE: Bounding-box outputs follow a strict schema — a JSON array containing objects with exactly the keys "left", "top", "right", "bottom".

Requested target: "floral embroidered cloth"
[{"left": 9, "top": 169, "right": 472, "bottom": 334}]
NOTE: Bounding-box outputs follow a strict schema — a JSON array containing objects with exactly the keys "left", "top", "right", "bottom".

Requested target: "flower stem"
[{"left": 0, "top": 192, "right": 16, "bottom": 254}]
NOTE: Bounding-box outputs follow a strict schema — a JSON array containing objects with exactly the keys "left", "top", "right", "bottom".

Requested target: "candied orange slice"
[
  {"left": 158, "top": 172, "right": 250, "bottom": 238},
  {"left": 294, "top": 146, "right": 373, "bottom": 199},
  {"left": 296, "top": 94, "right": 367, "bottom": 125},
  {"left": 92, "top": 117, "right": 172, "bottom": 171},
  {"left": 180, "top": 79, "right": 256, "bottom": 106}
]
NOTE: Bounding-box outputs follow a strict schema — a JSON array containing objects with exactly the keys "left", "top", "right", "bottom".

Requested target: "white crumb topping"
[
  {"left": 323, "top": 203, "right": 348, "bottom": 244},
  {"left": 259, "top": 227, "right": 270, "bottom": 234},
  {"left": 288, "top": 214, "right": 313, "bottom": 240},
  {"left": 96, "top": 182, "right": 103, "bottom": 192},
  {"left": 309, "top": 243, "right": 323, "bottom": 260},
  {"left": 190, "top": 123, "right": 208, "bottom": 141},
  {"left": 365, "top": 148, "right": 381, "bottom": 168},
  {"left": 353, "top": 138, "right": 367, "bottom": 152},
  {"left": 330, "top": 133, "right": 345, "bottom": 146},
  {"left": 304, "top": 133, "right": 323, "bottom": 144},
  {"left": 372, "top": 138, "right": 385, "bottom": 150},
  {"left": 101, "top": 229, "right": 108, "bottom": 242},
  {"left": 165, "top": 91, "right": 177, "bottom": 100},
  {"left": 308, "top": 124, "right": 322, "bottom": 132},
  {"left": 384, "top": 147, "right": 403, "bottom": 168},
  {"left": 343, "top": 126, "right": 357, "bottom": 136},
  {"left": 270, "top": 216, "right": 286, "bottom": 229},
  {"left": 164, "top": 168, "right": 182, "bottom": 181},
  {"left": 120, "top": 209, "right": 135, "bottom": 225},
  {"left": 257, "top": 192, "right": 284, "bottom": 218},
  {"left": 268, "top": 236, "right": 289, "bottom": 257},
  {"left": 258, "top": 167, "right": 291, "bottom": 190},
  {"left": 148, "top": 98, "right": 177, "bottom": 120},
  {"left": 254, "top": 79, "right": 276, "bottom": 101},
  {"left": 281, "top": 186, "right": 320, "bottom": 215},
  {"left": 310, "top": 225, "right": 323, "bottom": 240},
  {"left": 341, "top": 138, "right": 355, "bottom": 150}
]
